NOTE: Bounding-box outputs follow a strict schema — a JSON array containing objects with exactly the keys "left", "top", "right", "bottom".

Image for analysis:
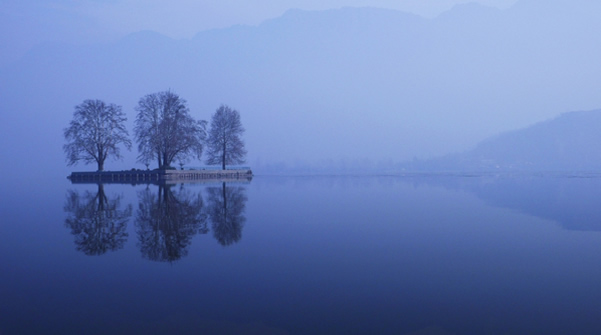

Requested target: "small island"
[
  {"left": 64, "top": 91, "right": 251, "bottom": 183},
  {"left": 68, "top": 168, "right": 253, "bottom": 184}
]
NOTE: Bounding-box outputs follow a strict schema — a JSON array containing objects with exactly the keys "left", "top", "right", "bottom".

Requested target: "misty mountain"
[
  {"left": 411, "top": 110, "right": 601, "bottom": 172},
  {"left": 1, "top": 0, "right": 600, "bottom": 176}
]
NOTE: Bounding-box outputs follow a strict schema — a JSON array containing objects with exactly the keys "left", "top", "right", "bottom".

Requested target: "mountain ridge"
[{"left": 409, "top": 110, "right": 601, "bottom": 172}]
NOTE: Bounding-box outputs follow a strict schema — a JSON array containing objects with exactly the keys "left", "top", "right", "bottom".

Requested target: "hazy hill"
[
  {"left": 411, "top": 110, "right": 601, "bottom": 172},
  {"left": 1, "top": 0, "right": 600, "bottom": 176}
]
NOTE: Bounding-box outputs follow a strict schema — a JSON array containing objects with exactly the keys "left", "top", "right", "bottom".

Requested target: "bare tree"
[
  {"left": 134, "top": 90, "right": 206, "bottom": 169},
  {"left": 205, "top": 105, "right": 247, "bottom": 170},
  {"left": 63, "top": 99, "right": 131, "bottom": 171}
]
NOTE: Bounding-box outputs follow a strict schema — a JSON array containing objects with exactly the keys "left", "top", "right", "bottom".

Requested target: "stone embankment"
[{"left": 68, "top": 169, "right": 253, "bottom": 184}]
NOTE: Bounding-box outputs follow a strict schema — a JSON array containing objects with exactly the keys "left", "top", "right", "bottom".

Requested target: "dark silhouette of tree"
[
  {"left": 207, "top": 182, "right": 247, "bottom": 246},
  {"left": 134, "top": 90, "right": 206, "bottom": 169},
  {"left": 135, "top": 185, "right": 207, "bottom": 262},
  {"left": 205, "top": 105, "right": 247, "bottom": 170},
  {"left": 63, "top": 99, "right": 132, "bottom": 171},
  {"left": 64, "top": 184, "right": 132, "bottom": 256}
]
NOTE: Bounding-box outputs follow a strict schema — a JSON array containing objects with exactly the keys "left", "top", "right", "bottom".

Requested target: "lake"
[{"left": 1, "top": 173, "right": 601, "bottom": 334}]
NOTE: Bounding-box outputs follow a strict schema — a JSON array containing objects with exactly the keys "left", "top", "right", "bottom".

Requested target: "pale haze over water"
[{"left": 1, "top": 1, "right": 601, "bottom": 333}]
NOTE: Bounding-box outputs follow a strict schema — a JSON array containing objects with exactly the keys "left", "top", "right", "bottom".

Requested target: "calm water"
[{"left": 2, "top": 174, "right": 601, "bottom": 334}]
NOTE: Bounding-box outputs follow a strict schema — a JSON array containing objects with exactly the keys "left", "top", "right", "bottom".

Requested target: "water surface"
[{"left": 1, "top": 174, "right": 601, "bottom": 334}]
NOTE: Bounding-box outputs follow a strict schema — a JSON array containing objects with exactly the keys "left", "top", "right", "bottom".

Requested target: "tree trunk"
[
  {"left": 222, "top": 140, "right": 226, "bottom": 170},
  {"left": 98, "top": 159, "right": 104, "bottom": 171},
  {"left": 163, "top": 153, "right": 170, "bottom": 169}
]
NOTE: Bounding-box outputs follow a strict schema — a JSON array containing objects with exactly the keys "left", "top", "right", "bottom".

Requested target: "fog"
[
  {"left": 0, "top": 0, "right": 518, "bottom": 65},
  {"left": 1, "top": 0, "right": 600, "bottom": 177}
]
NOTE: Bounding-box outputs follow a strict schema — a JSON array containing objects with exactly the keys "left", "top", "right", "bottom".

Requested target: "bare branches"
[
  {"left": 65, "top": 96, "right": 246, "bottom": 172},
  {"left": 134, "top": 90, "right": 206, "bottom": 169},
  {"left": 63, "top": 99, "right": 132, "bottom": 171},
  {"left": 205, "top": 105, "right": 247, "bottom": 170}
]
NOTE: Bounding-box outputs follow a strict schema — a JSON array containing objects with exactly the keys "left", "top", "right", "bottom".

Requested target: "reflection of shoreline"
[
  {"left": 413, "top": 174, "right": 601, "bottom": 232},
  {"left": 255, "top": 173, "right": 601, "bottom": 232},
  {"left": 69, "top": 179, "right": 252, "bottom": 186}
]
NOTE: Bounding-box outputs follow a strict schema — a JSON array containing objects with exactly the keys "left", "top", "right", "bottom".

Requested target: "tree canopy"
[
  {"left": 64, "top": 95, "right": 251, "bottom": 172},
  {"left": 205, "top": 105, "right": 247, "bottom": 170},
  {"left": 134, "top": 90, "right": 206, "bottom": 169},
  {"left": 63, "top": 99, "right": 131, "bottom": 171}
]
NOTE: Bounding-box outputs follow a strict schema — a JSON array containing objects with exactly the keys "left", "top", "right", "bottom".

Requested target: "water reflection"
[
  {"left": 34, "top": 176, "right": 601, "bottom": 333},
  {"left": 63, "top": 181, "right": 249, "bottom": 260},
  {"left": 135, "top": 184, "right": 208, "bottom": 262},
  {"left": 419, "top": 173, "right": 601, "bottom": 231},
  {"left": 64, "top": 184, "right": 132, "bottom": 255},
  {"left": 207, "top": 182, "right": 248, "bottom": 246}
]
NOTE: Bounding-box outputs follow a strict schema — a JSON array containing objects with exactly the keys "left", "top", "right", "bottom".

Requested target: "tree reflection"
[
  {"left": 135, "top": 185, "right": 207, "bottom": 262},
  {"left": 64, "top": 184, "right": 132, "bottom": 256},
  {"left": 206, "top": 182, "right": 247, "bottom": 246}
]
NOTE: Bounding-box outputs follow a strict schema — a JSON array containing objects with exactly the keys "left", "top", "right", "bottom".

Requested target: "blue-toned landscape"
[
  {"left": 2, "top": 0, "right": 601, "bottom": 333},
  {"left": 2, "top": 174, "right": 601, "bottom": 334}
]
